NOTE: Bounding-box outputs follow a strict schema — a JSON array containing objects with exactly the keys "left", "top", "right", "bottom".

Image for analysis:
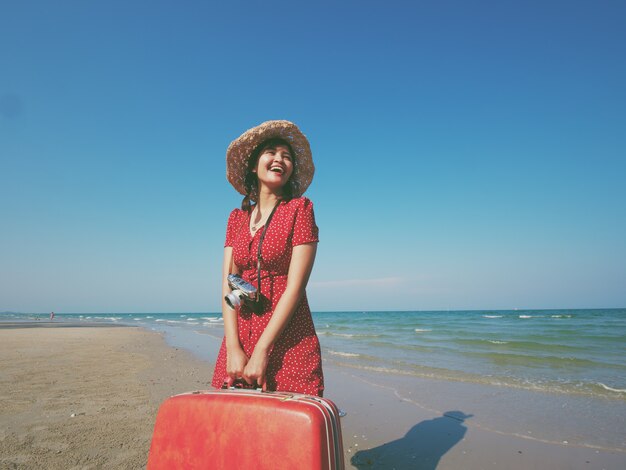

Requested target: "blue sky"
[{"left": 1, "top": 0, "right": 625, "bottom": 313}]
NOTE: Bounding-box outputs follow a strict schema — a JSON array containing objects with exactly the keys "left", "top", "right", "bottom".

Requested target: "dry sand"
[
  {"left": 1, "top": 323, "right": 624, "bottom": 469},
  {"left": 0, "top": 325, "right": 208, "bottom": 469}
]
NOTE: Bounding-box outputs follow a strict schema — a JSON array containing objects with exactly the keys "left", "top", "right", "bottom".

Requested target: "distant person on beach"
[
  {"left": 50, "top": 312, "right": 55, "bottom": 321},
  {"left": 211, "top": 120, "right": 323, "bottom": 396}
]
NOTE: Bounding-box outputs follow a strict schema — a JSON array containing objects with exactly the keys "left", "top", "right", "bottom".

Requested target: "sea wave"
[
  {"left": 456, "top": 338, "right": 584, "bottom": 353},
  {"left": 597, "top": 383, "right": 626, "bottom": 393},
  {"left": 483, "top": 315, "right": 503, "bottom": 318},
  {"left": 327, "top": 360, "right": 626, "bottom": 400},
  {"left": 414, "top": 328, "right": 432, "bottom": 333},
  {"left": 320, "top": 332, "right": 382, "bottom": 338},
  {"left": 469, "top": 351, "right": 617, "bottom": 370},
  {"left": 327, "top": 350, "right": 361, "bottom": 358}
]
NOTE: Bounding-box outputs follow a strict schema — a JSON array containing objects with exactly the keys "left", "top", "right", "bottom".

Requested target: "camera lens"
[{"left": 224, "top": 290, "right": 243, "bottom": 310}]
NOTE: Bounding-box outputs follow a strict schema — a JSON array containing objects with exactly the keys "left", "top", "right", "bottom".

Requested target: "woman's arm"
[
  {"left": 242, "top": 242, "right": 318, "bottom": 387},
  {"left": 221, "top": 246, "right": 248, "bottom": 386}
]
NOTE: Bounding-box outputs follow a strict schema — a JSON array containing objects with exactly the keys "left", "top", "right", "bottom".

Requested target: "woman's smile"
[{"left": 255, "top": 144, "right": 294, "bottom": 189}]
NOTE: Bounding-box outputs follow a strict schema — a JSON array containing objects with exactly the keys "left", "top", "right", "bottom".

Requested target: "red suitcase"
[{"left": 147, "top": 388, "right": 345, "bottom": 470}]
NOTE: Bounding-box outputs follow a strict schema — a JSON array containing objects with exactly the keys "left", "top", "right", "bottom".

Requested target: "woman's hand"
[
  {"left": 225, "top": 346, "right": 249, "bottom": 387},
  {"left": 242, "top": 346, "right": 270, "bottom": 390}
]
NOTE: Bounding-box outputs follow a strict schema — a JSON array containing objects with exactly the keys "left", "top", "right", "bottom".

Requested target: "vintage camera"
[{"left": 224, "top": 274, "right": 257, "bottom": 310}]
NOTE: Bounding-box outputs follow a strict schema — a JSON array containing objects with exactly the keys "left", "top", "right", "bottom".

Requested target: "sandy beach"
[
  {"left": 1, "top": 323, "right": 624, "bottom": 469},
  {"left": 0, "top": 324, "right": 208, "bottom": 469}
]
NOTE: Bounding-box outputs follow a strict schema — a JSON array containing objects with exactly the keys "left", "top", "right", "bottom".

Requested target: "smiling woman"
[
  {"left": 246, "top": 137, "right": 296, "bottom": 220},
  {"left": 211, "top": 120, "right": 324, "bottom": 396}
]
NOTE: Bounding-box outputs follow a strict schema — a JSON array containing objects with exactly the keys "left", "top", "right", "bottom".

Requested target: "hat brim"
[{"left": 226, "top": 120, "right": 314, "bottom": 197}]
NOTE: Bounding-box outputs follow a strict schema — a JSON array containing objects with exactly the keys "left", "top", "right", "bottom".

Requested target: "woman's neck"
[
  {"left": 249, "top": 187, "right": 282, "bottom": 233},
  {"left": 256, "top": 186, "right": 282, "bottom": 213}
]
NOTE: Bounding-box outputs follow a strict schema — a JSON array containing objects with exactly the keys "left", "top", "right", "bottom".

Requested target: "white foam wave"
[
  {"left": 146, "top": 316, "right": 154, "bottom": 319},
  {"left": 519, "top": 315, "right": 533, "bottom": 319},
  {"left": 551, "top": 315, "right": 572, "bottom": 318},
  {"left": 489, "top": 340, "right": 508, "bottom": 344},
  {"left": 133, "top": 318, "right": 142, "bottom": 321},
  {"left": 414, "top": 328, "right": 432, "bottom": 333},
  {"left": 598, "top": 383, "right": 626, "bottom": 393},
  {"left": 155, "top": 319, "right": 166, "bottom": 322},
  {"left": 323, "top": 332, "right": 381, "bottom": 338},
  {"left": 327, "top": 350, "right": 360, "bottom": 358},
  {"left": 483, "top": 315, "right": 503, "bottom": 318},
  {"left": 203, "top": 317, "right": 223, "bottom": 322}
]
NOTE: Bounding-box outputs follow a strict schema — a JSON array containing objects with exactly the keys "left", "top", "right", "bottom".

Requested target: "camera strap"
[
  {"left": 255, "top": 200, "right": 281, "bottom": 303},
  {"left": 227, "top": 200, "right": 281, "bottom": 305}
]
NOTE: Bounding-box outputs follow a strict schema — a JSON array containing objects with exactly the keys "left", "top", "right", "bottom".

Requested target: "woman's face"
[{"left": 253, "top": 144, "right": 294, "bottom": 193}]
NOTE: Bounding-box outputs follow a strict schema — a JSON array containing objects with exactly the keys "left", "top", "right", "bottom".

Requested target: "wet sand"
[{"left": 1, "top": 323, "right": 624, "bottom": 469}]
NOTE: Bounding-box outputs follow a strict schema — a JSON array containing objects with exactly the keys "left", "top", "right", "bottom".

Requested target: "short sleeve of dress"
[
  {"left": 292, "top": 197, "right": 319, "bottom": 246},
  {"left": 224, "top": 209, "right": 242, "bottom": 248}
]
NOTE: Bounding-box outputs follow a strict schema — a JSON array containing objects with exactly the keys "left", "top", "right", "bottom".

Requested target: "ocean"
[{"left": 5, "top": 308, "right": 625, "bottom": 401}]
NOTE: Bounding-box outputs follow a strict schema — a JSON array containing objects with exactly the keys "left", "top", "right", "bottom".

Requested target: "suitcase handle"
[
  {"left": 218, "top": 383, "right": 348, "bottom": 417},
  {"left": 222, "top": 379, "right": 262, "bottom": 391}
]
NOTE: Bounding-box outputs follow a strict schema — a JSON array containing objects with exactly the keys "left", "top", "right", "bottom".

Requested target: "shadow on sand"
[{"left": 350, "top": 410, "right": 473, "bottom": 469}]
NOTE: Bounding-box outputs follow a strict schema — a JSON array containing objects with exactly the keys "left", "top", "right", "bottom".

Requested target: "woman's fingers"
[
  {"left": 242, "top": 365, "right": 263, "bottom": 387},
  {"left": 226, "top": 366, "right": 243, "bottom": 379},
  {"left": 226, "top": 348, "right": 249, "bottom": 383},
  {"left": 240, "top": 348, "right": 270, "bottom": 388},
  {"left": 255, "top": 368, "right": 265, "bottom": 389},
  {"left": 241, "top": 369, "right": 257, "bottom": 386}
]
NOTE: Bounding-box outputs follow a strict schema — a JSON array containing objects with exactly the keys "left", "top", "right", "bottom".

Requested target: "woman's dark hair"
[{"left": 241, "top": 137, "right": 297, "bottom": 211}]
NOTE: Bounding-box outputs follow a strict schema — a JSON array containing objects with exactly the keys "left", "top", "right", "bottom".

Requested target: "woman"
[{"left": 211, "top": 120, "right": 324, "bottom": 396}]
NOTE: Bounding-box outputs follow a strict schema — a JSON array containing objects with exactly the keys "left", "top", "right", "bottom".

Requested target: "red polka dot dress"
[{"left": 211, "top": 197, "right": 324, "bottom": 396}]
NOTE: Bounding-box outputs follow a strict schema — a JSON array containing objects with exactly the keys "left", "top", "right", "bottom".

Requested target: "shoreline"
[
  {"left": 1, "top": 323, "right": 624, "bottom": 469},
  {"left": 160, "top": 323, "right": 626, "bottom": 451},
  {"left": 9, "top": 309, "right": 625, "bottom": 403},
  {"left": 0, "top": 321, "right": 130, "bottom": 329}
]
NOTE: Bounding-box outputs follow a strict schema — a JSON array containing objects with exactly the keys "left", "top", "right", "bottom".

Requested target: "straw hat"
[{"left": 226, "top": 120, "right": 314, "bottom": 197}]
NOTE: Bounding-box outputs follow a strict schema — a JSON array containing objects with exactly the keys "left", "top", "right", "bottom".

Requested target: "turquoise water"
[
  {"left": 313, "top": 309, "right": 626, "bottom": 399},
  {"left": 4, "top": 308, "right": 625, "bottom": 400}
]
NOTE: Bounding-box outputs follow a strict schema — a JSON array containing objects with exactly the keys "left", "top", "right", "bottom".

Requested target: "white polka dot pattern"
[{"left": 211, "top": 197, "right": 324, "bottom": 396}]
